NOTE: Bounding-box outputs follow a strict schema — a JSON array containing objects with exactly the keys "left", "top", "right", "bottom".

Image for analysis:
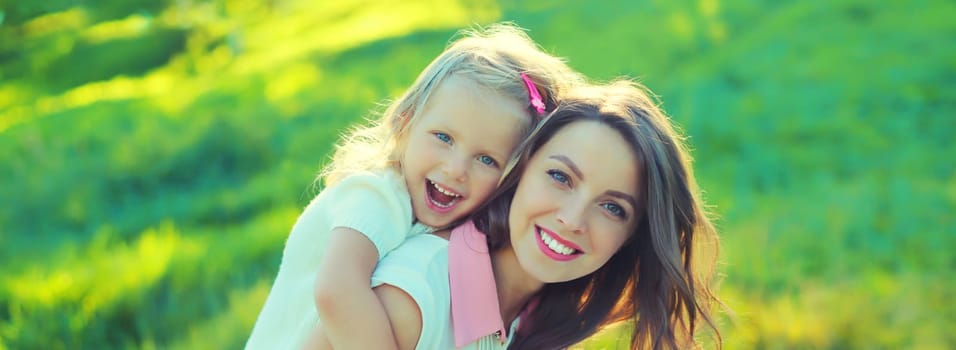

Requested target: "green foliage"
[
  {"left": 43, "top": 28, "right": 187, "bottom": 92},
  {"left": 1, "top": 0, "right": 952, "bottom": 349},
  {"left": 0, "top": 0, "right": 167, "bottom": 25}
]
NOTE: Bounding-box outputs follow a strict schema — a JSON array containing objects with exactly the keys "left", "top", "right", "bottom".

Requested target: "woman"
[{"left": 349, "top": 81, "right": 723, "bottom": 349}]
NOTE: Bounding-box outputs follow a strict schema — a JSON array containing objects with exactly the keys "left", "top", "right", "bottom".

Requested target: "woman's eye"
[
  {"left": 477, "top": 155, "right": 498, "bottom": 167},
  {"left": 433, "top": 132, "right": 452, "bottom": 144},
  {"left": 547, "top": 169, "right": 571, "bottom": 185},
  {"left": 602, "top": 202, "right": 626, "bottom": 218}
]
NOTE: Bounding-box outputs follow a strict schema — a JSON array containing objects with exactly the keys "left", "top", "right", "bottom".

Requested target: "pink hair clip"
[{"left": 520, "top": 73, "right": 546, "bottom": 115}]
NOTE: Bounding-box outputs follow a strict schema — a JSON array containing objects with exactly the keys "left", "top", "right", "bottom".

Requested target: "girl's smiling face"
[
  {"left": 508, "top": 120, "right": 641, "bottom": 284},
  {"left": 401, "top": 74, "right": 529, "bottom": 228}
]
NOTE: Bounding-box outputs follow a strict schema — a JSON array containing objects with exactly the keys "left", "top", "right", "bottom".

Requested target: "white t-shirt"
[
  {"left": 245, "top": 170, "right": 428, "bottom": 350},
  {"left": 371, "top": 223, "right": 520, "bottom": 350}
]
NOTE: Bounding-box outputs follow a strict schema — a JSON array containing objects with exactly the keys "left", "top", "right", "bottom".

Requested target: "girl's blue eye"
[
  {"left": 477, "top": 155, "right": 498, "bottom": 167},
  {"left": 434, "top": 132, "right": 451, "bottom": 144},
  {"left": 547, "top": 169, "right": 570, "bottom": 185},
  {"left": 602, "top": 202, "right": 626, "bottom": 218}
]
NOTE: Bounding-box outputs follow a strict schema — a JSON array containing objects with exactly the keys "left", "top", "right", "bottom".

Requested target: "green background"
[{"left": 1, "top": 0, "right": 952, "bottom": 349}]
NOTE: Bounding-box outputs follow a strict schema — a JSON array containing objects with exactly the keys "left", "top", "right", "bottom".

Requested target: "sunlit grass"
[
  {"left": 4, "top": 222, "right": 185, "bottom": 313},
  {"left": 1, "top": 0, "right": 952, "bottom": 348},
  {"left": 264, "top": 63, "right": 323, "bottom": 117},
  {"left": 228, "top": 0, "right": 500, "bottom": 75},
  {"left": 165, "top": 280, "right": 272, "bottom": 350},
  {"left": 0, "top": 71, "right": 185, "bottom": 132},
  {"left": 0, "top": 0, "right": 498, "bottom": 133},
  {"left": 21, "top": 8, "right": 88, "bottom": 38},
  {"left": 577, "top": 272, "right": 953, "bottom": 349},
  {"left": 0, "top": 206, "right": 300, "bottom": 348},
  {"left": 81, "top": 13, "right": 153, "bottom": 44},
  {"left": 0, "top": 84, "right": 26, "bottom": 109},
  {"left": 718, "top": 272, "right": 953, "bottom": 349}
]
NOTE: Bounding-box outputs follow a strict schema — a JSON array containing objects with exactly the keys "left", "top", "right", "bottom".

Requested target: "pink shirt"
[{"left": 449, "top": 221, "right": 509, "bottom": 347}]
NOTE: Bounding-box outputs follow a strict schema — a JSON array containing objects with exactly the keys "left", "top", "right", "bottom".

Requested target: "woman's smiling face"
[{"left": 508, "top": 120, "right": 642, "bottom": 284}]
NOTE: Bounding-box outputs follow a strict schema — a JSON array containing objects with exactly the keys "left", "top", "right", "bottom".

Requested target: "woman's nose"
[{"left": 555, "top": 199, "right": 587, "bottom": 234}]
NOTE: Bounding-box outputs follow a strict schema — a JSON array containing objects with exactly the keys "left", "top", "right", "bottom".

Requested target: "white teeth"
[
  {"left": 539, "top": 230, "right": 574, "bottom": 255},
  {"left": 431, "top": 181, "right": 461, "bottom": 197},
  {"left": 428, "top": 181, "right": 461, "bottom": 208}
]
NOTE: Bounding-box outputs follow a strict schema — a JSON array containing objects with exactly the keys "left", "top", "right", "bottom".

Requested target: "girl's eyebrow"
[{"left": 549, "top": 155, "right": 583, "bottom": 179}]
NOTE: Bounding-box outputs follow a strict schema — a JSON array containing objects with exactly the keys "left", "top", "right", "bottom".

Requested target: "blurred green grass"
[{"left": 1, "top": 0, "right": 953, "bottom": 349}]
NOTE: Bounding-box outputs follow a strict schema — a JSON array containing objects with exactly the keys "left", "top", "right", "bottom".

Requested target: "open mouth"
[
  {"left": 535, "top": 226, "right": 583, "bottom": 261},
  {"left": 425, "top": 179, "right": 462, "bottom": 212}
]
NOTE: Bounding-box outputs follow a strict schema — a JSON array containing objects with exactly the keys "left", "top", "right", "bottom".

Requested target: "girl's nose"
[{"left": 441, "top": 154, "right": 469, "bottom": 182}]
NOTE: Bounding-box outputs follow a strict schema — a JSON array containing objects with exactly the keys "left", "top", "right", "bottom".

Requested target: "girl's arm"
[
  {"left": 300, "top": 325, "right": 332, "bottom": 350},
  {"left": 306, "top": 227, "right": 399, "bottom": 350},
  {"left": 373, "top": 284, "right": 423, "bottom": 350},
  {"left": 301, "top": 282, "right": 420, "bottom": 350}
]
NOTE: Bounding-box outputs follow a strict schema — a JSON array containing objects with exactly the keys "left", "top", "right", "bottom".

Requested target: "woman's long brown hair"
[{"left": 473, "top": 81, "right": 723, "bottom": 349}]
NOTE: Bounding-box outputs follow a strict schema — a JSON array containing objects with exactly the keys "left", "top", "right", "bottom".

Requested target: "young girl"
[
  {"left": 366, "top": 81, "right": 723, "bottom": 349},
  {"left": 243, "top": 24, "right": 582, "bottom": 350}
]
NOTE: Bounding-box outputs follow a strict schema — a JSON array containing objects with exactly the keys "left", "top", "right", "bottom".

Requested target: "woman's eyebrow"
[
  {"left": 549, "top": 155, "right": 583, "bottom": 179},
  {"left": 549, "top": 154, "right": 637, "bottom": 207},
  {"left": 607, "top": 190, "right": 639, "bottom": 209}
]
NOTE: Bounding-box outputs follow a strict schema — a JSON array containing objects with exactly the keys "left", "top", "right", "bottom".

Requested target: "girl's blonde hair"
[{"left": 321, "top": 23, "right": 582, "bottom": 186}]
